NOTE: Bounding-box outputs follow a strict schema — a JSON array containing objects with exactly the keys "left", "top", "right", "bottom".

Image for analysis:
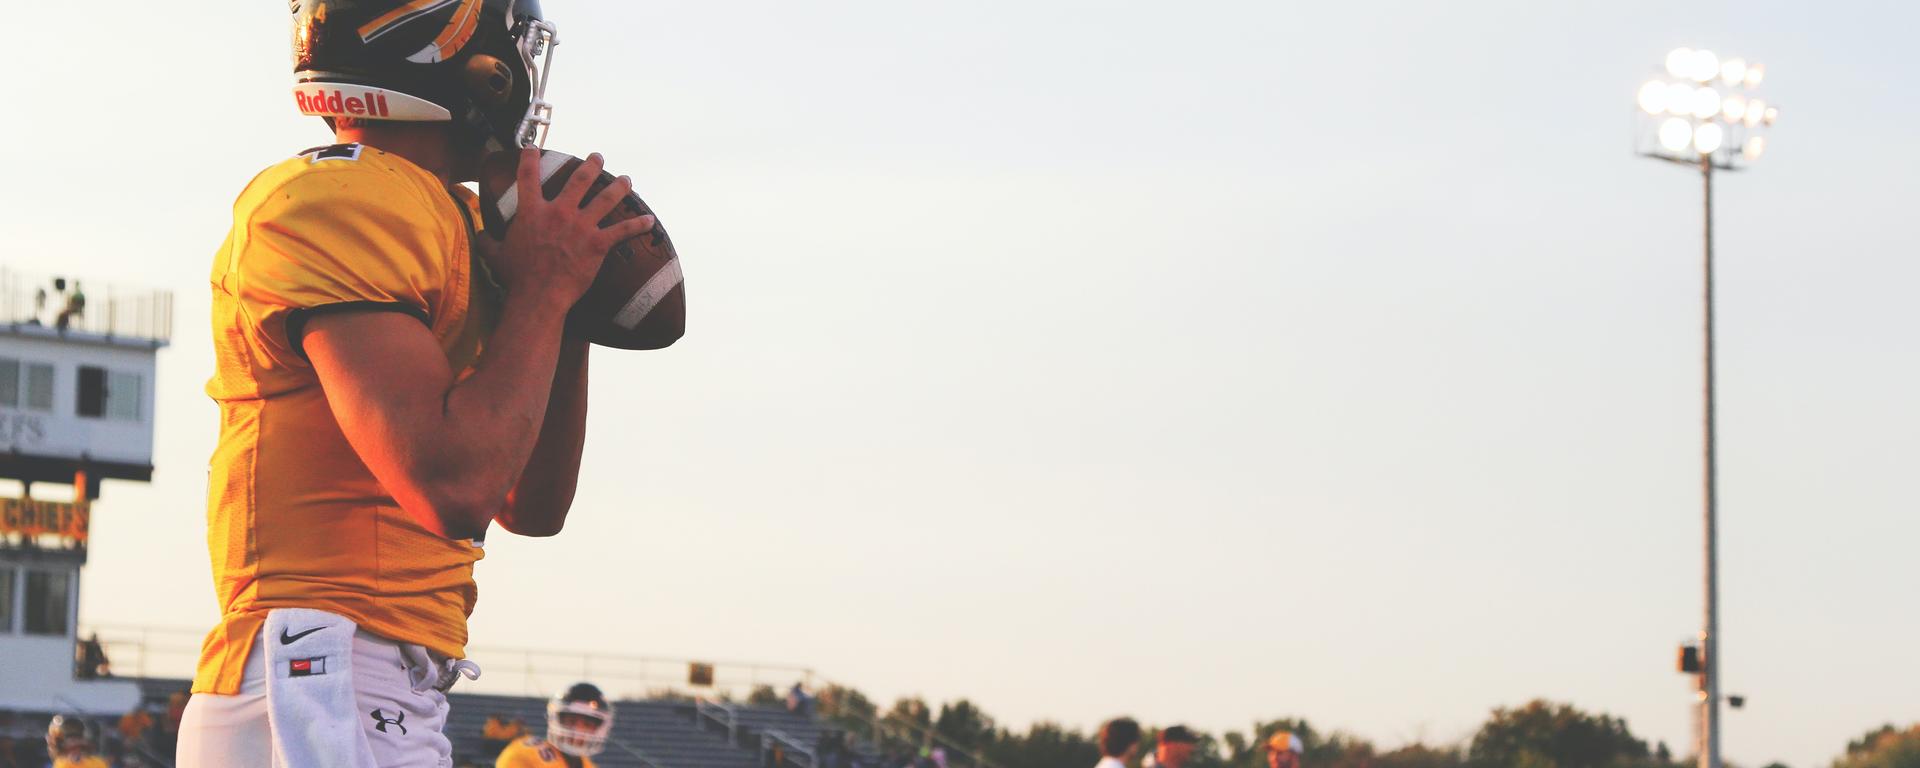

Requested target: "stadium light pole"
[{"left": 1634, "top": 47, "right": 1777, "bottom": 768}]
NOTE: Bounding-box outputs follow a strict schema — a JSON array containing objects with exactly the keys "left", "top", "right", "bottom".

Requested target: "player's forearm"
[
  {"left": 415, "top": 292, "right": 572, "bottom": 535},
  {"left": 497, "top": 338, "right": 589, "bottom": 536}
]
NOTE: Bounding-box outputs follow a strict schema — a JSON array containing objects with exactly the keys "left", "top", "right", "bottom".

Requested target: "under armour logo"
[{"left": 370, "top": 708, "right": 407, "bottom": 735}]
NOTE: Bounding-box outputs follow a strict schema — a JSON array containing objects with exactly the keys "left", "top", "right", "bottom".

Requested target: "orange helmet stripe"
[
  {"left": 413, "top": 0, "right": 482, "bottom": 63},
  {"left": 358, "top": 0, "right": 460, "bottom": 43}
]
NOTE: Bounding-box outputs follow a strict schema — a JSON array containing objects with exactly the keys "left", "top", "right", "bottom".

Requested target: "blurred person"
[
  {"left": 786, "top": 682, "right": 811, "bottom": 715},
  {"left": 160, "top": 692, "right": 185, "bottom": 756},
  {"left": 1267, "top": 732, "right": 1304, "bottom": 768},
  {"left": 46, "top": 716, "right": 108, "bottom": 768},
  {"left": 1144, "top": 725, "right": 1198, "bottom": 768},
  {"left": 1095, "top": 718, "right": 1141, "bottom": 768},
  {"left": 116, "top": 707, "right": 152, "bottom": 753},
  {"left": 483, "top": 713, "right": 515, "bottom": 758},
  {"left": 505, "top": 716, "right": 529, "bottom": 743},
  {"left": 496, "top": 683, "right": 615, "bottom": 768}
]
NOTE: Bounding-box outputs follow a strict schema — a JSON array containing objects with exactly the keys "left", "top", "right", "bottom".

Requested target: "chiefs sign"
[{"left": 0, "top": 497, "right": 88, "bottom": 543}]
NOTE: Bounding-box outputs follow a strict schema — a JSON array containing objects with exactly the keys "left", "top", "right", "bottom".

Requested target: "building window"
[
  {"left": 108, "top": 371, "right": 142, "bottom": 420},
  {"left": 0, "top": 358, "right": 17, "bottom": 407},
  {"left": 0, "top": 567, "right": 14, "bottom": 633},
  {"left": 24, "top": 569, "right": 71, "bottom": 636},
  {"left": 26, "top": 363, "right": 53, "bottom": 411},
  {"left": 77, "top": 366, "right": 141, "bottom": 421}
]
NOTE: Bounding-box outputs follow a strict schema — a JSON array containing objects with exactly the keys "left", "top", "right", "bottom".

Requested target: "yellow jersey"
[
  {"left": 195, "top": 143, "right": 501, "bottom": 695},
  {"left": 497, "top": 736, "right": 597, "bottom": 768},
  {"left": 55, "top": 757, "right": 110, "bottom": 768}
]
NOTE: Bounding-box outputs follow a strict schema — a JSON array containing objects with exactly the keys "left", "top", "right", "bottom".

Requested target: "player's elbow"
[
  {"left": 497, "top": 512, "right": 565, "bottom": 538},
  {"left": 407, "top": 476, "right": 508, "bottom": 540},
  {"left": 635, "top": 312, "right": 684, "bottom": 350}
]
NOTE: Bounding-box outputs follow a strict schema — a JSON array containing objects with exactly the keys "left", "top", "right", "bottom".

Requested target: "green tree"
[
  {"left": 747, "top": 684, "right": 782, "bottom": 706},
  {"left": 984, "top": 721, "right": 1099, "bottom": 768},
  {"left": 1835, "top": 725, "right": 1920, "bottom": 768},
  {"left": 1377, "top": 744, "right": 1466, "bottom": 768},
  {"left": 937, "top": 699, "right": 999, "bottom": 753},
  {"left": 1466, "top": 700, "right": 1659, "bottom": 768}
]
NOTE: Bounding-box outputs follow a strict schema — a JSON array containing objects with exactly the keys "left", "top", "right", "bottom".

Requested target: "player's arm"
[
  {"left": 496, "top": 336, "right": 590, "bottom": 537},
  {"left": 305, "top": 150, "right": 651, "bottom": 540}
]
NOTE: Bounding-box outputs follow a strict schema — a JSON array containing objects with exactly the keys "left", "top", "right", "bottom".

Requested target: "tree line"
[{"left": 744, "top": 684, "right": 1920, "bottom": 768}]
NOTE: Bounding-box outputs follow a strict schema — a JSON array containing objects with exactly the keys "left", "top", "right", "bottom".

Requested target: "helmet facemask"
[
  {"left": 510, "top": 17, "right": 558, "bottom": 148},
  {"left": 547, "top": 698, "right": 612, "bottom": 757}
]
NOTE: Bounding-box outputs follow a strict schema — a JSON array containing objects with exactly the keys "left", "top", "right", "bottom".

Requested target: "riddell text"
[{"left": 294, "top": 89, "right": 391, "bottom": 117}]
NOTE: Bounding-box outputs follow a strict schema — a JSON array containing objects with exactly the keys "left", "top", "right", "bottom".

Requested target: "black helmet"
[
  {"left": 46, "top": 715, "right": 95, "bottom": 757},
  {"left": 291, "top": 0, "right": 558, "bottom": 150},
  {"left": 547, "top": 681, "right": 614, "bottom": 757}
]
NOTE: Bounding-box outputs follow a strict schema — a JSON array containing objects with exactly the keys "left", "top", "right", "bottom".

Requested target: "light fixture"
[
  {"left": 1763, "top": 107, "right": 1779, "bottom": 125},
  {"left": 1743, "top": 136, "right": 1766, "bottom": 161},
  {"left": 1639, "top": 80, "right": 1671, "bottom": 114},
  {"left": 1722, "top": 94, "right": 1747, "bottom": 121},
  {"left": 1692, "top": 87, "right": 1722, "bottom": 119},
  {"left": 1694, "top": 123, "right": 1724, "bottom": 153},
  {"left": 1744, "top": 99, "right": 1767, "bottom": 126},
  {"left": 1667, "top": 48, "right": 1696, "bottom": 78},
  {"left": 1743, "top": 63, "right": 1765, "bottom": 88},
  {"left": 1660, "top": 118, "right": 1695, "bottom": 152},
  {"left": 1667, "top": 82, "right": 1699, "bottom": 115},
  {"left": 1691, "top": 49, "right": 1721, "bottom": 82},
  {"left": 1720, "top": 58, "right": 1747, "bottom": 86}
]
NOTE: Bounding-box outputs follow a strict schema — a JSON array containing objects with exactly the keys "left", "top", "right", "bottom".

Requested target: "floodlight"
[
  {"left": 1722, "top": 95, "right": 1747, "bottom": 121},
  {"left": 1667, "top": 48, "right": 1695, "bottom": 78},
  {"left": 1660, "top": 118, "right": 1694, "bottom": 152},
  {"left": 1763, "top": 107, "right": 1778, "bottom": 125},
  {"left": 1692, "top": 87, "right": 1721, "bottom": 119},
  {"left": 1667, "top": 82, "right": 1698, "bottom": 115},
  {"left": 1639, "top": 80, "right": 1671, "bottom": 114},
  {"left": 1743, "top": 63, "right": 1764, "bottom": 88},
  {"left": 1692, "top": 50, "right": 1720, "bottom": 82},
  {"left": 1694, "top": 123, "right": 1724, "bottom": 153},
  {"left": 1720, "top": 58, "right": 1747, "bottom": 86},
  {"left": 1744, "top": 99, "right": 1766, "bottom": 126},
  {"left": 1742, "top": 136, "right": 1765, "bottom": 161}
]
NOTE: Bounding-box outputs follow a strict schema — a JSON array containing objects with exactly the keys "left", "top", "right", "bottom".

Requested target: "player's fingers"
[
  {"left": 600, "top": 214, "right": 658, "bottom": 244},
  {"left": 559, "top": 153, "right": 605, "bottom": 208},
  {"left": 584, "top": 176, "right": 634, "bottom": 226},
  {"left": 514, "top": 146, "right": 543, "bottom": 198}
]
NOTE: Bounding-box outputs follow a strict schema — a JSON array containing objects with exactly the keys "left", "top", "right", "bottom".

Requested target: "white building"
[{"left": 0, "top": 271, "right": 168, "bottom": 720}]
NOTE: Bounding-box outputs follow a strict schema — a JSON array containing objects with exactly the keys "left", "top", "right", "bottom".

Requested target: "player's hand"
[{"left": 487, "top": 148, "right": 657, "bottom": 310}]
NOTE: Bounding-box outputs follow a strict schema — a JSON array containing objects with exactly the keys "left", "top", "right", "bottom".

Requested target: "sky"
[{"left": 2, "top": 1, "right": 1916, "bottom": 767}]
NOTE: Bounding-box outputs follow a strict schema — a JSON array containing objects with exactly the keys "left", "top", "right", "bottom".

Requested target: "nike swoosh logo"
[{"left": 280, "top": 626, "right": 326, "bottom": 645}]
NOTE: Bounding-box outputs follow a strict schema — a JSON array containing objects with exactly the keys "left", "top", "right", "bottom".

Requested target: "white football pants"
[{"left": 176, "top": 608, "right": 480, "bottom": 768}]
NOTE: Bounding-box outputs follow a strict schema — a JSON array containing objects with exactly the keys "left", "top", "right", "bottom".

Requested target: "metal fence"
[
  {"left": 80, "top": 623, "right": 815, "bottom": 702},
  {"left": 0, "top": 268, "right": 172, "bottom": 344}
]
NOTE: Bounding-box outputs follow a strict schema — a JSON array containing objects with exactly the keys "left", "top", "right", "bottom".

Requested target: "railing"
[
  {"left": 761, "top": 728, "right": 818, "bottom": 768},
  {"left": 80, "top": 623, "right": 816, "bottom": 703},
  {"left": 606, "top": 735, "right": 670, "bottom": 768},
  {"left": 813, "top": 680, "right": 1008, "bottom": 768},
  {"left": 695, "top": 697, "right": 740, "bottom": 745},
  {"left": 0, "top": 268, "right": 173, "bottom": 345}
]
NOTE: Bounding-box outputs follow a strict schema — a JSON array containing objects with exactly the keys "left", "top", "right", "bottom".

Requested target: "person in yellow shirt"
[
  {"left": 116, "top": 707, "right": 153, "bottom": 751},
  {"left": 47, "top": 716, "right": 109, "bottom": 768},
  {"left": 496, "top": 683, "right": 615, "bottom": 768},
  {"left": 177, "top": 1, "right": 658, "bottom": 766}
]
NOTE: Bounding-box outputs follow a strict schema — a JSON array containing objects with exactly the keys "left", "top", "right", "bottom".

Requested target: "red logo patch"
[{"left": 289, "top": 657, "right": 327, "bottom": 677}]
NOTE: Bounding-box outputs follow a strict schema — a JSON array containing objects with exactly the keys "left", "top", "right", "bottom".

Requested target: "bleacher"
[{"left": 136, "top": 678, "right": 859, "bottom": 768}]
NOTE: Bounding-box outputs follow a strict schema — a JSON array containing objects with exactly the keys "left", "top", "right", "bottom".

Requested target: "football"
[{"left": 477, "top": 149, "right": 685, "bottom": 350}]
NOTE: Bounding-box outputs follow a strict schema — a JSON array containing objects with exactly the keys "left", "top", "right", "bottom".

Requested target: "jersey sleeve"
[
  {"left": 495, "top": 737, "right": 557, "bottom": 768},
  {"left": 225, "top": 166, "right": 452, "bottom": 365}
]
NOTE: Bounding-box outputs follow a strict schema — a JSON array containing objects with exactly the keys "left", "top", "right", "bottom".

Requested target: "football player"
[
  {"left": 495, "top": 683, "right": 616, "bottom": 768},
  {"left": 179, "top": 1, "right": 656, "bottom": 766},
  {"left": 46, "top": 716, "right": 109, "bottom": 768}
]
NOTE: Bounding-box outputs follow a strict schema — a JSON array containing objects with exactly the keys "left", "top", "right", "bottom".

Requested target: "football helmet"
[
  {"left": 291, "top": 0, "right": 559, "bottom": 150},
  {"left": 46, "top": 715, "right": 96, "bottom": 757},
  {"left": 547, "top": 682, "right": 614, "bottom": 757}
]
